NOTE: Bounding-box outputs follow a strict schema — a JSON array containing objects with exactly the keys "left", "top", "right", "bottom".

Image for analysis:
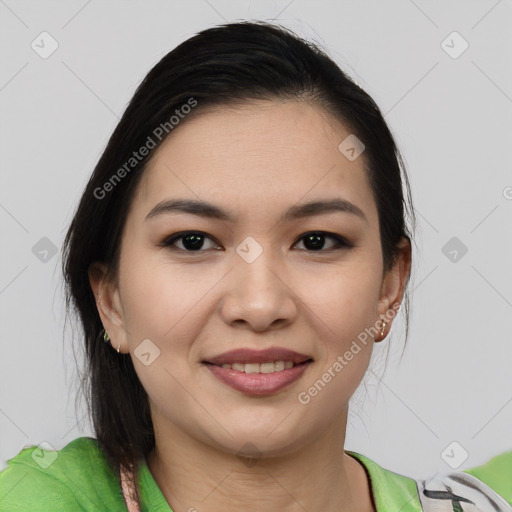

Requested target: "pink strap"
[{"left": 120, "top": 464, "right": 141, "bottom": 512}]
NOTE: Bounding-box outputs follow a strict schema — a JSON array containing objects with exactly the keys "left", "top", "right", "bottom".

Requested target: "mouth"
[
  {"left": 202, "top": 359, "right": 313, "bottom": 374},
  {"left": 201, "top": 347, "right": 314, "bottom": 396},
  {"left": 202, "top": 347, "right": 313, "bottom": 367}
]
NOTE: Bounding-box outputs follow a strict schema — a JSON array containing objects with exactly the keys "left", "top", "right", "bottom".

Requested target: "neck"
[{"left": 146, "top": 406, "right": 375, "bottom": 512}]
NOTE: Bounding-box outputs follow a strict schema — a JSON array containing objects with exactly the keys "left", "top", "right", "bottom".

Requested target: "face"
[{"left": 91, "top": 100, "right": 409, "bottom": 458}]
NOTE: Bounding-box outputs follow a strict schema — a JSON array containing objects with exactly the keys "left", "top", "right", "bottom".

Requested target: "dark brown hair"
[{"left": 62, "top": 20, "right": 415, "bottom": 507}]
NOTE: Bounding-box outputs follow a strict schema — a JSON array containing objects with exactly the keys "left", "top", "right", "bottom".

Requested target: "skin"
[{"left": 90, "top": 99, "right": 411, "bottom": 512}]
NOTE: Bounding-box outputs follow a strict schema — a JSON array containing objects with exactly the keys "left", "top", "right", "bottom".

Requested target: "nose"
[{"left": 219, "top": 246, "right": 298, "bottom": 332}]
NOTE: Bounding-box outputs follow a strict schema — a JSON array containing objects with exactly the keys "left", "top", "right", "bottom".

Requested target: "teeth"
[
  {"left": 274, "top": 361, "right": 286, "bottom": 372},
  {"left": 260, "top": 362, "right": 276, "bottom": 373},
  {"left": 219, "top": 360, "right": 297, "bottom": 373}
]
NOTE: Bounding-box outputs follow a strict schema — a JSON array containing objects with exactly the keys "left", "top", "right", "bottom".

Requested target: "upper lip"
[{"left": 203, "top": 347, "right": 313, "bottom": 366}]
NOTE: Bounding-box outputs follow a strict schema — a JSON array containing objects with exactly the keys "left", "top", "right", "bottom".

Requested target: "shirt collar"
[{"left": 346, "top": 450, "right": 423, "bottom": 511}]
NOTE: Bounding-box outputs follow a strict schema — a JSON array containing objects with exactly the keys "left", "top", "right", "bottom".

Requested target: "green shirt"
[{"left": 0, "top": 436, "right": 511, "bottom": 511}]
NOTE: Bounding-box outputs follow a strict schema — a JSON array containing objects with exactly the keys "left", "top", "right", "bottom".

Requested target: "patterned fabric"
[{"left": 416, "top": 470, "right": 512, "bottom": 512}]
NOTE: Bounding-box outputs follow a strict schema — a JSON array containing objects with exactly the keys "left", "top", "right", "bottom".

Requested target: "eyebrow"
[{"left": 145, "top": 197, "right": 368, "bottom": 224}]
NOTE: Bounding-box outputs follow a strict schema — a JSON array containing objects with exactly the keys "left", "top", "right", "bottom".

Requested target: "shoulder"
[
  {"left": 0, "top": 437, "right": 125, "bottom": 511},
  {"left": 416, "top": 450, "right": 512, "bottom": 512}
]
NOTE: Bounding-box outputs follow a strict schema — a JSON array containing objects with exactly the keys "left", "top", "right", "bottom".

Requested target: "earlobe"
[
  {"left": 377, "top": 237, "right": 412, "bottom": 324},
  {"left": 88, "top": 262, "right": 127, "bottom": 351}
]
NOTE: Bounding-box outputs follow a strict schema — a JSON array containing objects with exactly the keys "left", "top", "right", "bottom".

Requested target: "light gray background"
[{"left": 1, "top": 0, "right": 511, "bottom": 483}]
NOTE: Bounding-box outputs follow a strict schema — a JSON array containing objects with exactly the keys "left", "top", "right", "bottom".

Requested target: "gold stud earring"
[{"left": 103, "top": 329, "right": 110, "bottom": 342}]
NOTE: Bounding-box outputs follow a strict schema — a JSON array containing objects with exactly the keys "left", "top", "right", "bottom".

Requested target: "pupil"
[
  {"left": 304, "top": 233, "right": 324, "bottom": 251},
  {"left": 183, "top": 233, "right": 204, "bottom": 251},
  {"left": 181, "top": 233, "right": 326, "bottom": 251}
]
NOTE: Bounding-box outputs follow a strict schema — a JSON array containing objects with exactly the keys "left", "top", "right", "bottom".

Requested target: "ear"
[
  {"left": 376, "top": 237, "right": 411, "bottom": 338},
  {"left": 88, "top": 262, "right": 128, "bottom": 353}
]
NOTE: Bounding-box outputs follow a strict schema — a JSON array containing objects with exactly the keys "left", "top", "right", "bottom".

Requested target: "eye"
[
  {"left": 160, "top": 230, "right": 352, "bottom": 253},
  {"left": 160, "top": 231, "right": 220, "bottom": 252},
  {"left": 293, "top": 231, "right": 352, "bottom": 252}
]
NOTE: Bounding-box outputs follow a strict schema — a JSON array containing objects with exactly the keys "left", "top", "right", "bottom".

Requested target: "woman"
[{"left": 1, "top": 21, "right": 510, "bottom": 512}]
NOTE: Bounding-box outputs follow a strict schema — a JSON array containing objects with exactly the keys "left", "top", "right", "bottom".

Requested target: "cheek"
[
  {"left": 118, "top": 247, "right": 213, "bottom": 341},
  {"left": 295, "top": 269, "right": 378, "bottom": 419},
  {"left": 312, "top": 257, "right": 381, "bottom": 337},
  {"left": 118, "top": 254, "right": 209, "bottom": 420}
]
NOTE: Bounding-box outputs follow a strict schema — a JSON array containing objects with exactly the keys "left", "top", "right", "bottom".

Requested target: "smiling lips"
[
  {"left": 203, "top": 347, "right": 313, "bottom": 366},
  {"left": 202, "top": 347, "right": 313, "bottom": 396}
]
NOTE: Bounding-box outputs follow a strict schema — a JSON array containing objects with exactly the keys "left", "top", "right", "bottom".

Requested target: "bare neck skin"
[{"left": 146, "top": 404, "right": 376, "bottom": 512}]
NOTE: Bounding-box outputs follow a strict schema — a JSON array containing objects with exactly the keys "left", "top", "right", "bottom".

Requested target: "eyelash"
[{"left": 160, "top": 231, "right": 353, "bottom": 254}]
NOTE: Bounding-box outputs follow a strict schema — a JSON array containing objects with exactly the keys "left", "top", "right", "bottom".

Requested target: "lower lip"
[{"left": 203, "top": 361, "right": 313, "bottom": 396}]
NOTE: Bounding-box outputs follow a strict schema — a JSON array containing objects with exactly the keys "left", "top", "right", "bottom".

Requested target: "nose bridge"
[
  {"left": 220, "top": 236, "right": 297, "bottom": 330},
  {"left": 234, "top": 235, "right": 283, "bottom": 295}
]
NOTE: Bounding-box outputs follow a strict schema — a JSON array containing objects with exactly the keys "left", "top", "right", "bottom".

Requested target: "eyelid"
[
  {"left": 160, "top": 230, "right": 353, "bottom": 252},
  {"left": 160, "top": 231, "right": 221, "bottom": 251},
  {"left": 294, "top": 231, "right": 353, "bottom": 250}
]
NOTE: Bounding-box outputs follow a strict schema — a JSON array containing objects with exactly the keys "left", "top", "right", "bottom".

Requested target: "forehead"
[{"left": 134, "top": 100, "right": 377, "bottom": 225}]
